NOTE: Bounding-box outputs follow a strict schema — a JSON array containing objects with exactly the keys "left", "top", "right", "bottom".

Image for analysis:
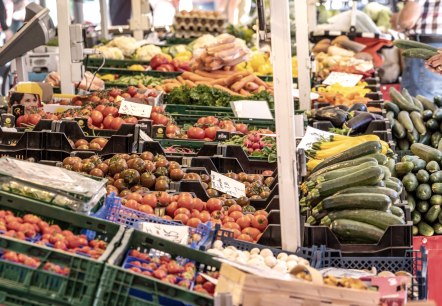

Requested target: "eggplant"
[
  {"left": 344, "top": 112, "right": 375, "bottom": 133},
  {"left": 336, "top": 105, "right": 350, "bottom": 111},
  {"left": 348, "top": 103, "right": 368, "bottom": 112},
  {"left": 314, "top": 107, "right": 348, "bottom": 127},
  {"left": 371, "top": 113, "right": 385, "bottom": 120}
]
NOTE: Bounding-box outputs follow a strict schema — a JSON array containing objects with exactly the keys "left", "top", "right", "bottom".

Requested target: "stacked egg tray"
[{"left": 174, "top": 11, "right": 227, "bottom": 38}]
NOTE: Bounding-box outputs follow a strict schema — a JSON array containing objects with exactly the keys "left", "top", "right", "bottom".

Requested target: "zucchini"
[
  {"left": 426, "top": 119, "right": 439, "bottom": 131},
  {"left": 411, "top": 143, "right": 442, "bottom": 162},
  {"left": 427, "top": 160, "right": 440, "bottom": 173},
  {"left": 417, "top": 95, "right": 438, "bottom": 112},
  {"left": 418, "top": 201, "right": 429, "bottom": 213},
  {"left": 386, "top": 112, "right": 395, "bottom": 128},
  {"left": 390, "top": 87, "right": 420, "bottom": 112},
  {"left": 365, "top": 153, "right": 388, "bottom": 165},
  {"left": 416, "top": 169, "right": 430, "bottom": 183},
  {"left": 426, "top": 205, "right": 441, "bottom": 223},
  {"left": 435, "top": 96, "right": 442, "bottom": 107},
  {"left": 433, "top": 108, "right": 442, "bottom": 121},
  {"left": 431, "top": 132, "right": 442, "bottom": 148},
  {"left": 385, "top": 101, "right": 401, "bottom": 116},
  {"left": 335, "top": 186, "right": 399, "bottom": 203},
  {"left": 432, "top": 183, "right": 442, "bottom": 194},
  {"left": 402, "top": 172, "right": 419, "bottom": 192},
  {"left": 386, "top": 158, "right": 396, "bottom": 176},
  {"left": 377, "top": 181, "right": 386, "bottom": 187},
  {"left": 398, "top": 111, "right": 414, "bottom": 132},
  {"left": 321, "top": 209, "right": 404, "bottom": 230},
  {"left": 412, "top": 158, "right": 427, "bottom": 171},
  {"left": 389, "top": 177, "right": 403, "bottom": 187},
  {"left": 390, "top": 205, "right": 405, "bottom": 220},
  {"left": 418, "top": 221, "right": 434, "bottom": 236},
  {"left": 395, "top": 161, "right": 414, "bottom": 175},
  {"left": 430, "top": 171, "right": 442, "bottom": 184},
  {"left": 402, "top": 155, "right": 418, "bottom": 162},
  {"left": 403, "top": 48, "right": 438, "bottom": 60},
  {"left": 313, "top": 193, "right": 391, "bottom": 214},
  {"left": 380, "top": 165, "right": 391, "bottom": 181},
  {"left": 407, "top": 128, "right": 419, "bottom": 144},
  {"left": 398, "top": 139, "right": 410, "bottom": 151},
  {"left": 393, "top": 39, "right": 439, "bottom": 52},
  {"left": 412, "top": 210, "right": 421, "bottom": 225},
  {"left": 433, "top": 223, "right": 442, "bottom": 234},
  {"left": 422, "top": 110, "right": 433, "bottom": 120},
  {"left": 438, "top": 138, "right": 442, "bottom": 151},
  {"left": 315, "top": 160, "right": 379, "bottom": 182},
  {"left": 407, "top": 194, "right": 416, "bottom": 212},
  {"left": 431, "top": 194, "right": 442, "bottom": 206},
  {"left": 413, "top": 110, "right": 428, "bottom": 133},
  {"left": 416, "top": 184, "right": 432, "bottom": 200},
  {"left": 412, "top": 97, "right": 424, "bottom": 112},
  {"left": 308, "top": 156, "right": 378, "bottom": 177},
  {"left": 386, "top": 179, "right": 403, "bottom": 193},
  {"left": 419, "top": 132, "right": 431, "bottom": 145},
  {"left": 393, "top": 121, "right": 407, "bottom": 139},
  {"left": 413, "top": 225, "right": 419, "bottom": 235},
  {"left": 330, "top": 219, "right": 385, "bottom": 243},
  {"left": 313, "top": 141, "right": 382, "bottom": 172}
]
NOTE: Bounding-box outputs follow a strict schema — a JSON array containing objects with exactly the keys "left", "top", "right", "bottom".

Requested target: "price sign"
[
  {"left": 137, "top": 222, "right": 189, "bottom": 245},
  {"left": 118, "top": 99, "right": 152, "bottom": 118},
  {"left": 322, "top": 72, "right": 363, "bottom": 87},
  {"left": 297, "top": 126, "right": 336, "bottom": 151},
  {"left": 139, "top": 130, "right": 153, "bottom": 142},
  {"left": 43, "top": 104, "right": 81, "bottom": 113},
  {"left": 230, "top": 100, "right": 273, "bottom": 120},
  {"left": 210, "top": 171, "right": 245, "bottom": 198}
]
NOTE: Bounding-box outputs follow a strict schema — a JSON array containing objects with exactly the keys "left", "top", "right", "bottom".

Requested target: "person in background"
[
  {"left": 394, "top": 0, "right": 442, "bottom": 97},
  {"left": 0, "top": 0, "right": 12, "bottom": 41},
  {"left": 10, "top": 0, "right": 27, "bottom": 33},
  {"left": 8, "top": 92, "right": 41, "bottom": 115},
  {"left": 109, "top": 0, "right": 131, "bottom": 26}
]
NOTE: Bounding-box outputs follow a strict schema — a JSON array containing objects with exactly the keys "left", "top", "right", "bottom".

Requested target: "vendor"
[{"left": 8, "top": 92, "right": 41, "bottom": 115}]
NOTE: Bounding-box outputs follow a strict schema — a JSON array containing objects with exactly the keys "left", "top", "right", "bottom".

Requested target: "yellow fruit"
[
  {"left": 257, "top": 63, "right": 273, "bottom": 75},
  {"left": 128, "top": 64, "right": 145, "bottom": 71},
  {"left": 100, "top": 74, "right": 116, "bottom": 81},
  {"left": 174, "top": 51, "right": 192, "bottom": 61},
  {"left": 249, "top": 52, "right": 269, "bottom": 71}
]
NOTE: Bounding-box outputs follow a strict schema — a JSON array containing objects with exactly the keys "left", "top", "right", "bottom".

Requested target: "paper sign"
[
  {"left": 297, "top": 126, "right": 336, "bottom": 151},
  {"left": 43, "top": 104, "right": 81, "bottom": 113},
  {"left": 118, "top": 99, "right": 152, "bottom": 118},
  {"left": 210, "top": 171, "right": 245, "bottom": 198},
  {"left": 230, "top": 100, "right": 273, "bottom": 120},
  {"left": 137, "top": 222, "right": 189, "bottom": 245},
  {"left": 139, "top": 130, "right": 153, "bottom": 142},
  {"left": 322, "top": 72, "right": 363, "bottom": 87},
  {"left": 1, "top": 127, "right": 17, "bottom": 132},
  {"left": 292, "top": 89, "right": 319, "bottom": 100}
]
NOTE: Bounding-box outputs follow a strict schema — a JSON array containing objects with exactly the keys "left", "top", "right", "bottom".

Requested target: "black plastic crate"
[
  {"left": 303, "top": 222, "right": 413, "bottom": 257},
  {"left": 0, "top": 131, "right": 46, "bottom": 150},
  {"left": 57, "top": 119, "right": 140, "bottom": 138},
  {"left": 219, "top": 145, "right": 277, "bottom": 174},
  {"left": 319, "top": 246, "right": 428, "bottom": 300},
  {"left": 15, "top": 119, "right": 55, "bottom": 132},
  {"left": 0, "top": 149, "right": 45, "bottom": 162}
]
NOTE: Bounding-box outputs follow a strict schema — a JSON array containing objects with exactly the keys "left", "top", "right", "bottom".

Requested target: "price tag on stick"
[
  {"left": 210, "top": 171, "right": 246, "bottom": 198},
  {"left": 322, "top": 72, "right": 363, "bottom": 87},
  {"left": 230, "top": 100, "right": 273, "bottom": 120},
  {"left": 137, "top": 222, "right": 189, "bottom": 245},
  {"left": 119, "top": 99, "right": 152, "bottom": 118}
]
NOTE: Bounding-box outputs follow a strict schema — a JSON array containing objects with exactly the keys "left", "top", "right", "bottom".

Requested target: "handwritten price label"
[
  {"left": 118, "top": 100, "right": 152, "bottom": 118},
  {"left": 137, "top": 222, "right": 189, "bottom": 245},
  {"left": 230, "top": 100, "right": 273, "bottom": 120},
  {"left": 322, "top": 72, "right": 363, "bottom": 87},
  {"left": 210, "top": 171, "right": 246, "bottom": 198}
]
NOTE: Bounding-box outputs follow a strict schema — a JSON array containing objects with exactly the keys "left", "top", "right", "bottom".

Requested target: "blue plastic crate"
[
  {"left": 319, "top": 245, "right": 428, "bottom": 300},
  {"left": 93, "top": 194, "right": 212, "bottom": 249}
]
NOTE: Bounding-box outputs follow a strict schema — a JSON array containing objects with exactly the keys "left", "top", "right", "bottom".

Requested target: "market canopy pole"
[
  {"left": 57, "top": 0, "right": 75, "bottom": 94},
  {"left": 100, "top": 0, "right": 110, "bottom": 40},
  {"left": 269, "top": 0, "right": 300, "bottom": 251}
]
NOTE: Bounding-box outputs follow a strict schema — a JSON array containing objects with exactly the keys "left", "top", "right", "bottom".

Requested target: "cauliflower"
[
  {"left": 93, "top": 46, "right": 124, "bottom": 60},
  {"left": 134, "top": 44, "right": 163, "bottom": 61},
  {"left": 108, "top": 36, "right": 138, "bottom": 57}
]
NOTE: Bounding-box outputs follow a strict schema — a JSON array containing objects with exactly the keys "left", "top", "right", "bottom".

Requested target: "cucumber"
[
  {"left": 395, "top": 161, "right": 414, "bottom": 175},
  {"left": 386, "top": 179, "right": 403, "bottom": 193},
  {"left": 389, "top": 205, "right": 405, "bottom": 220},
  {"left": 401, "top": 48, "right": 437, "bottom": 60},
  {"left": 412, "top": 211, "right": 422, "bottom": 225},
  {"left": 321, "top": 209, "right": 404, "bottom": 230},
  {"left": 433, "top": 223, "right": 442, "bottom": 234},
  {"left": 402, "top": 172, "right": 419, "bottom": 192},
  {"left": 417, "top": 201, "right": 430, "bottom": 213},
  {"left": 313, "top": 141, "right": 382, "bottom": 172},
  {"left": 393, "top": 121, "right": 407, "bottom": 139},
  {"left": 402, "top": 155, "right": 418, "bottom": 162},
  {"left": 315, "top": 160, "right": 379, "bottom": 182},
  {"left": 330, "top": 219, "right": 385, "bottom": 243},
  {"left": 427, "top": 160, "right": 440, "bottom": 173},
  {"left": 386, "top": 158, "right": 396, "bottom": 176},
  {"left": 419, "top": 132, "right": 431, "bottom": 145},
  {"left": 432, "top": 183, "right": 442, "bottom": 194},
  {"left": 426, "top": 119, "right": 439, "bottom": 131},
  {"left": 386, "top": 112, "right": 396, "bottom": 128},
  {"left": 411, "top": 143, "right": 442, "bottom": 162},
  {"left": 407, "top": 194, "right": 416, "bottom": 212},
  {"left": 390, "top": 87, "right": 420, "bottom": 112},
  {"left": 398, "top": 111, "right": 414, "bottom": 132},
  {"left": 431, "top": 194, "right": 442, "bottom": 207},
  {"left": 308, "top": 156, "right": 378, "bottom": 176},
  {"left": 380, "top": 165, "right": 391, "bottom": 181},
  {"left": 418, "top": 221, "right": 434, "bottom": 236},
  {"left": 417, "top": 95, "right": 438, "bottom": 112},
  {"left": 433, "top": 108, "right": 442, "bottom": 121},
  {"left": 377, "top": 181, "right": 386, "bottom": 187},
  {"left": 407, "top": 128, "right": 419, "bottom": 144},
  {"left": 393, "top": 39, "right": 439, "bottom": 52},
  {"left": 431, "top": 132, "right": 442, "bottom": 148},
  {"left": 398, "top": 139, "right": 410, "bottom": 151},
  {"left": 416, "top": 169, "right": 430, "bottom": 183},
  {"left": 430, "top": 171, "right": 442, "bottom": 183},
  {"left": 365, "top": 153, "right": 387, "bottom": 165},
  {"left": 313, "top": 193, "right": 391, "bottom": 214},
  {"left": 426, "top": 205, "right": 441, "bottom": 223},
  {"left": 412, "top": 97, "right": 424, "bottom": 112},
  {"left": 423, "top": 110, "right": 434, "bottom": 120},
  {"left": 413, "top": 225, "right": 419, "bottom": 235},
  {"left": 335, "top": 186, "right": 399, "bottom": 203},
  {"left": 389, "top": 177, "right": 403, "bottom": 187},
  {"left": 416, "top": 184, "right": 432, "bottom": 200},
  {"left": 385, "top": 101, "right": 400, "bottom": 116}
]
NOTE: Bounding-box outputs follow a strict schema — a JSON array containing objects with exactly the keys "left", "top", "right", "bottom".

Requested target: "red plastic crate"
[
  {"left": 413, "top": 236, "right": 442, "bottom": 305},
  {"left": 380, "top": 83, "right": 400, "bottom": 101}
]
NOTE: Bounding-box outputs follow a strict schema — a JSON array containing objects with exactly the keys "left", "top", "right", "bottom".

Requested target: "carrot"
[
  {"left": 245, "top": 82, "right": 259, "bottom": 91},
  {"left": 177, "top": 76, "right": 186, "bottom": 84},
  {"left": 195, "top": 70, "right": 226, "bottom": 79},
  {"left": 256, "top": 86, "right": 266, "bottom": 93},
  {"left": 181, "top": 71, "right": 212, "bottom": 82},
  {"left": 210, "top": 78, "right": 228, "bottom": 86},
  {"left": 195, "top": 81, "right": 213, "bottom": 86},
  {"left": 240, "top": 89, "right": 251, "bottom": 96},
  {"left": 225, "top": 72, "right": 249, "bottom": 87},
  {"left": 231, "top": 74, "right": 256, "bottom": 92},
  {"left": 213, "top": 85, "right": 243, "bottom": 96},
  {"left": 185, "top": 80, "right": 196, "bottom": 88},
  {"left": 252, "top": 75, "right": 270, "bottom": 89}
]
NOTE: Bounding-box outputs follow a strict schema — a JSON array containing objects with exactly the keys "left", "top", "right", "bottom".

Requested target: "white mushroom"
[
  {"left": 287, "top": 254, "right": 299, "bottom": 262},
  {"left": 277, "top": 252, "right": 288, "bottom": 261},
  {"left": 260, "top": 248, "right": 273, "bottom": 258},
  {"left": 250, "top": 248, "right": 260, "bottom": 255},
  {"left": 213, "top": 240, "right": 223, "bottom": 250},
  {"left": 273, "top": 261, "right": 287, "bottom": 273},
  {"left": 264, "top": 256, "right": 277, "bottom": 268},
  {"left": 286, "top": 260, "right": 298, "bottom": 271}
]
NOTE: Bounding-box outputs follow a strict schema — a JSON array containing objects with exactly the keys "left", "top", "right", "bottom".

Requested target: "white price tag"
[
  {"left": 210, "top": 171, "right": 245, "bottom": 198},
  {"left": 230, "top": 100, "right": 273, "bottom": 120},
  {"left": 322, "top": 72, "right": 363, "bottom": 87},
  {"left": 139, "top": 130, "right": 153, "bottom": 141},
  {"left": 137, "top": 222, "right": 189, "bottom": 245},
  {"left": 297, "top": 126, "right": 336, "bottom": 151},
  {"left": 119, "top": 99, "right": 152, "bottom": 118},
  {"left": 1, "top": 127, "right": 17, "bottom": 132},
  {"left": 43, "top": 104, "right": 81, "bottom": 113}
]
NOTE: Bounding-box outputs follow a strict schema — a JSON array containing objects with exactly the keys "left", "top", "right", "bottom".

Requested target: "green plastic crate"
[
  {"left": 92, "top": 67, "right": 182, "bottom": 78},
  {"left": 0, "top": 191, "right": 125, "bottom": 306},
  {"left": 95, "top": 228, "right": 219, "bottom": 306},
  {"left": 84, "top": 58, "right": 151, "bottom": 68},
  {"left": 0, "top": 288, "right": 48, "bottom": 306}
]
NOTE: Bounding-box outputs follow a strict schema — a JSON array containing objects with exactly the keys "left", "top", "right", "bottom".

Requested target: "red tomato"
[
  {"left": 254, "top": 210, "right": 268, "bottom": 217},
  {"left": 197, "top": 117, "right": 207, "bottom": 126},
  {"left": 190, "top": 209, "right": 200, "bottom": 219},
  {"left": 187, "top": 127, "right": 205, "bottom": 139},
  {"left": 124, "top": 117, "right": 138, "bottom": 124},
  {"left": 222, "top": 216, "right": 235, "bottom": 224},
  {"left": 236, "top": 216, "right": 251, "bottom": 230},
  {"left": 126, "top": 193, "right": 143, "bottom": 202},
  {"left": 191, "top": 198, "right": 204, "bottom": 211},
  {"left": 166, "top": 124, "right": 180, "bottom": 135},
  {"left": 155, "top": 114, "right": 170, "bottom": 126},
  {"left": 206, "top": 198, "right": 223, "bottom": 212},
  {"left": 157, "top": 191, "right": 171, "bottom": 206},
  {"left": 16, "top": 115, "right": 29, "bottom": 127},
  {"left": 228, "top": 205, "right": 242, "bottom": 215},
  {"left": 142, "top": 194, "right": 157, "bottom": 208},
  {"left": 229, "top": 211, "right": 243, "bottom": 221},
  {"left": 223, "top": 222, "right": 240, "bottom": 231},
  {"left": 187, "top": 217, "right": 201, "bottom": 228},
  {"left": 152, "top": 106, "right": 164, "bottom": 114},
  {"left": 177, "top": 195, "right": 193, "bottom": 210},
  {"left": 102, "top": 106, "right": 118, "bottom": 117},
  {"left": 103, "top": 115, "right": 114, "bottom": 129},
  {"left": 251, "top": 215, "right": 268, "bottom": 231},
  {"left": 174, "top": 208, "right": 190, "bottom": 217},
  {"left": 165, "top": 202, "right": 178, "bottom": 216},
  {"left": 235, "top": 123, "right": 248, "bottom": 134},
  {"left": 237, "top": 234, "right": 253, "bottom": 242},
  {"left": 205, "top": 116, "right": 219, "bottom": 126},
  {"left": 138, "top": 205, "right": 154, "bottom": 215},
  {"left": 110, "top": 117, "right": 125, "bottom": 130},
  {"left": 204, "top": 126, "right": 220, "bottom": 140},
  {"left": 242, "top": 227, "right": 261, "bottom": 240},
  {"left": 150, "top": 112, "right": 158, "bottom": 121},
  {"left": 211, "top": 210, "right": 222, "bottom": 220},
  {"left": 91, "top": 110, "right": 104, "bottom": 125},
  {"left": 220, "top": 124, "right": 236, "bottom": 133},
  {"left": 95, "top": 105, "right": 106, "bottom": 112},
  {"left": 199, "top": 211, "right": 211, "bottom": 223},
  {"left": 28, "top": 114, "right": 41, "bottom": 126},
  {"left": 174, "top": 213, "right": 189, "bottom": 225}
]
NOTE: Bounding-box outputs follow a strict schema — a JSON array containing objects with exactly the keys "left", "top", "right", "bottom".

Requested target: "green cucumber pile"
[
  {"left": 301, "top": 141, "right": 406, "bottom": 244},
  {"left": 387, "top": 87, "right": 442, "bottom": 150},
  {"left": 393, "top": 39, "right": 438, "bottom": 60},
  {"left": 395, "top": 143, "right": 442, "bottom": 237}
]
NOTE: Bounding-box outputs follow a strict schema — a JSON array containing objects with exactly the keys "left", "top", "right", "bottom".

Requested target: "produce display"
[
  {"left": 99, "top": 74, "right": 162, "bottom": 86},
  {"left": 394, "top": 39, "right": 438, "bottom": 60},
  {"left": 313, "top": 83, "right": 372, "bottom": 106}
]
